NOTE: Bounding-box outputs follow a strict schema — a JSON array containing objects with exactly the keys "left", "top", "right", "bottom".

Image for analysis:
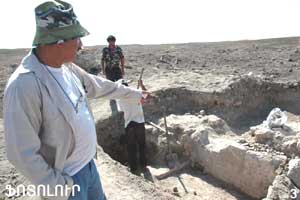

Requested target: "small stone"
[
  {"left": 173, "top": 187, "right": 178, "bottom": 193},
  {"left": 254, "top": 128, "right": 274, "bottom": 143},
  {"left": 172, "top": 187, "right": 180, "bottom": 197},
  {"left": 247, "top": 72, "right": 253, "bottom": 76},
  {"left": 200, "top": 110, "right": 206, "bottom": 115},
  {"left": 238, "top": 139, "right": 247, "bottom": 144},
  {"left": 10, "top": 63, "right": 18, "bottom": 69},
  {"left": 194, "top": 191, "right": 197, "bottom": 195}
]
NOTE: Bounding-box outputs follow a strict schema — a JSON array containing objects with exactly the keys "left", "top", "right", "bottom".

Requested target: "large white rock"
[
  {"left": 287, "top": 159, "right": 300, "bottom": 189},
  {"left": 191, "top": 138, "right": 286, "bottom": 199},
  {"left": 264, "top": 175, "right": 300, "bottom": 200},
  {"left": 181, "top": 126, "right": 211, "bottom": 161},
  {"left": 149, "top": 114, "right": 287, "bottom": 198},
  {"left": 158, "top": 114, "right": 232, "bottom": 136}
]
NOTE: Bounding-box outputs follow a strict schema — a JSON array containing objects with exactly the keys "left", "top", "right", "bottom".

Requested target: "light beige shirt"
[{"left": 3, "top": 51, "right": 142, "bottom": 200}]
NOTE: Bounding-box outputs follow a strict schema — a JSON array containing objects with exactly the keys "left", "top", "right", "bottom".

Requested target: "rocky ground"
[{"left": 1, "top": 37, "right": 300, "bottom": 199}]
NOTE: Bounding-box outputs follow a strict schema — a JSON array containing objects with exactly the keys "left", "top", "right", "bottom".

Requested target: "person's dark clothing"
[
  {"left": 125, "top": 121, "right": 147, "bottom": 173},
  {"left": 101, "top": 46, "right": 124, "bottom": 81},
  {"left": 105, "top": 66, "right": 122, "bottom": 82}
]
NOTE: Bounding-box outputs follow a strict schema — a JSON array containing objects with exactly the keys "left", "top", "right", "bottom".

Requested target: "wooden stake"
[
  {"left": 163, "top": 108, "right": 171, "bottom": 155},
  {"left": 137, "top": 68, "right": 145, "bottom": 89}
]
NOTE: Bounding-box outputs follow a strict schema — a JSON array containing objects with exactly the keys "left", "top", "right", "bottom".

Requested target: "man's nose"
[{"left": 77, "top": 39, "right": 83, "bottom": 50}]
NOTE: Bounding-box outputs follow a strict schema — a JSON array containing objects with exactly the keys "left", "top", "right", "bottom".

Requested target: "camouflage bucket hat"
[{"left": 32, "top": 0, "right": 89, "bottom": 46}]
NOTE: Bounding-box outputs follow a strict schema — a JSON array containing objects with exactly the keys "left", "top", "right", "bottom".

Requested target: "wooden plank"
[
  {"left": 145, "top": 121, "right": 167, "bottom": 133},
  {"left": 155, "top": 160, "right": 190, "bottom": 180},
  {"left": 137, "top": 68, "right": 145, "bottom": 89}
]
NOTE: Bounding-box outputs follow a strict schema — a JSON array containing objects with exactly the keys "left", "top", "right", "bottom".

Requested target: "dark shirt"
[{"left": 101, "top": 46, "right": 124, "bottom": 69}]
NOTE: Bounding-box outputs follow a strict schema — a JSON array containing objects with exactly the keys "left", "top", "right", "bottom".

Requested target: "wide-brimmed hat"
[{"left": 32, "top": 0, "right": 89, "bottom": 46}]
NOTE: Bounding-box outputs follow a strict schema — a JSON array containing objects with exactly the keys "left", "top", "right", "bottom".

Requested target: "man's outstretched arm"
[{"left": 70, "top": 63, "right": 145, "bottom": 100}]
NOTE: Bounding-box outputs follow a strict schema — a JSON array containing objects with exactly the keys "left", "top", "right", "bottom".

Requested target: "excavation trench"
[{"left": 95, "top": 77, "right": 300, "bottom": 199}]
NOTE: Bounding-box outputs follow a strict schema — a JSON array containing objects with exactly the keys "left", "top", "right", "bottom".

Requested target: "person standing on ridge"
[
  {"left": 101, "top": 35, "right": 125, "bottom": 81},
  {"left": 101, "top": 35, "right": 126, "bottom": 114}
]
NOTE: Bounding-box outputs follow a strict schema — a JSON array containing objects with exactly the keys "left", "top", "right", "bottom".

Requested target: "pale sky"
[{"left": 1, "top": 0, "right": 300, "bottom": 49}]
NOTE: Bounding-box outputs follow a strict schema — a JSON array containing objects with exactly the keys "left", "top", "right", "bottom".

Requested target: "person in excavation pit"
[{"left": 116, "top": 79, "right": 149, "bottom": 175}]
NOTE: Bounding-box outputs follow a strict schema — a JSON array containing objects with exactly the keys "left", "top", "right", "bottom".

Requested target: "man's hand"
[{"left": 140, "top": 90, "right": 150, "bottom": 104}]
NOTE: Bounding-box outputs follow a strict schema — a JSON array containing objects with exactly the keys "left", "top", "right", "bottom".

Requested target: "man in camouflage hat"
[
  {"left": 3, "top": 1, "right": 147, "bottom": 200},
  {"left": 101, "top": 35, "right": 125, "bottom": 81}
]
